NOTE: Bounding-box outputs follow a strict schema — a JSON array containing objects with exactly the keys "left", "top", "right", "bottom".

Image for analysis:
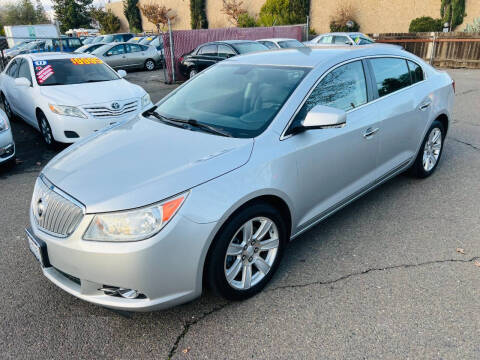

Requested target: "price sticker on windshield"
[
  {"left": 33, "top": 60, "right": 47, "bottom": 66},
  {"left": 70, "top": 58, "right": 103, "bottom": 65}
]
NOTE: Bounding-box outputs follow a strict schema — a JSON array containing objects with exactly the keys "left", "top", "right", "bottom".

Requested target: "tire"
[
  {"left": 1, "top": 93, "right": 15, "bottom": 121},
  {"left": 37, "top": 112, "right": 57, "bottom": 148},
  {"left": 410, "top": 120, "right": 445, "bottom": 178},
  {"left": 144, "top": 59, "right": 156, "bottom": 71},
  {"left": 205, "top": 202, "right": 287, "bottom": 301},
  {"left": 189, "top": 68, "right": 198, "bottom": 79}
]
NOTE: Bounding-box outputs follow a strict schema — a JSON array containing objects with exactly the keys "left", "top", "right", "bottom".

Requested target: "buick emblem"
[
  {"left": 37, "top": 198, "right": 45, "bottom": 218},
  {"left": 111, "top": 102, "right": 120, "bottom": 110}
]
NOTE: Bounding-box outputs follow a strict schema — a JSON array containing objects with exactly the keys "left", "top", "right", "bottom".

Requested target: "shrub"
[
  {"left": 441, "top": 0, "right": 466, "bottom": 30},
  {"left": 409, "top": 16, "right": 443, "bottom": 32},
  {"left": 464, "top": 17, "right": 480, "bottom": 32},
  {"left": 329, "top": 4, "right": 360, "bottom": 32},
  {"left": 258, "top": 0, "right": 309, "bottom": 26},
  {"left": 237, "top": 13, "right": 257, "bottom": 27}
]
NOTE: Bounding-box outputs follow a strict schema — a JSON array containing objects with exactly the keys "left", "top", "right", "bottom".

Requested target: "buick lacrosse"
[{"left": 27, "top": 45, "right": 454, "bottom": 311}]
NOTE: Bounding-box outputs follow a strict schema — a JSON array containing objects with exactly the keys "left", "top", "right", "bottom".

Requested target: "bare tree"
[
  {"left": 221, "top": 0, "right": 247, "bottom": 26},
  {"left": 138, "top": 2, "right": 176, "bottom": 34}
]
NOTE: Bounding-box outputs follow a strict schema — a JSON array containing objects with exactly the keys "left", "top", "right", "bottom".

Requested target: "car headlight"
[
  {"left": 141, "top": 93, "right": 151, "bottom": 108},
  {"left": 0, "top": 115, "right": 9, "bottom": 132},
  {"left": 83, "top": 192, "right": 188, "bottom": 242},
  {"left": 49, "top": 104, "right": 87, "bottom": 118}
]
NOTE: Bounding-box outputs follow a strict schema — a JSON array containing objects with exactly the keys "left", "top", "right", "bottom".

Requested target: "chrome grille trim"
[
  {"left": 83, "top": 100, "right": 138, "bottom": 118},
  {"left": 31, "top": 175, "right": 85, "bottom": 238}
]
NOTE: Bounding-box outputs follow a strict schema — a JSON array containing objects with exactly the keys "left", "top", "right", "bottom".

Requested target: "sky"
[{"left": 0, "top": 0, "right": 106, "bottom": 12}]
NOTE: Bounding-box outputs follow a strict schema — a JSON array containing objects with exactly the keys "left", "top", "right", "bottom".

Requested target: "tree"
[
  {"left": 52, "top": 0, "right": 93, "bottom": 32},
  {"left": 2, "top": 0, "right": 49, "bottom": 25},
  {"left": 441, "top": 0, "right": 466, "bottom": 30},
  {"left": 123, "top": 0, "right": 142, "bottom": 33},
  {"left": 91, "top": 8, "right": 120, "bottom": 34},
  {"left": 190, "top": 0, "right": 208, "bottom": 29},
  {"left": 237, "top": 13, "right": 257, "bottom": 28},
  {"left": 139, "top": 3, "right": 176, "bottom": 34},
  {"left": 221, "top": 0, "right": 247, "bottom": 26},
  {"left": 258, "top": 0, "right": 309, "bottom": 26},
  {"left": 35, "top": 0, "right": 49, "bottom": 23}
]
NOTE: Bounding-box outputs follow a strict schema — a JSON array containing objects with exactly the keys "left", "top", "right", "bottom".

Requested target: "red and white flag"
[{"left": 36, "top": 65, "right": 54, "bottom": 84}]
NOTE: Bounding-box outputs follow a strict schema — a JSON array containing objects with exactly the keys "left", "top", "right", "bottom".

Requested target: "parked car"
[
  {"left": 257, "top": 38, "right": 305, "bottom": 49},
  {"left": 127, "top": 36, "right": 145, "bottom": 43},
  {"left": 81, "top": 37, "right": 96, "bottom": 45},
  {"left": 2, "top": 39, "right": 35, "bottom": 59},
  {"left": 139, "top": 35, "right": 165, "bottom": 63},
  {"left": 0, "top": 109, "right": 15, "bottom": 167},
  {"left": 179, "top": 40, "right": 269, "bottom": 79},
  {"left": 10, "top": 38, "right": 83, "bottom": 57},
  {"left": 91, "top": 42, "right": 161, "bottom": 71},
  {"left": 0, "top": 53, "right": 152, "bottom": 146},
  {"left": 25, "top": 45, "right": 454, "bottom": 311},
  {"left": 74, "top": 43, "right": 107, "bottom": 54},
  {"left": 305, "top": 32, "right": 375, "bottom": 46},
  {"left": 92, "top": 33, "right": 134, "bottom": 44}
]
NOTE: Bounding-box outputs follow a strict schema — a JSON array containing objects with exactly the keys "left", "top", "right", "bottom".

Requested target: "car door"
[
  {"left": 285, "top": 60, "right": 382, "bottom": 230},
  {"left": 2, "top": 59, "right": 20, "bottom": 112},
  {"left": 125, "top": 44, "right": 145, "bottom": 68},
  {"left": 105, "top": 44, "right": 127, "bottom": 68},
  {"left": 368, "top": 57, "right": 425, "bottom": 175},
  {"left": 196, "top": 44, "right": 218, "bottom": 71},
  {"left": 333, "top": 35, "right": 350, "bottom": 45},
  {"left": 13, "top": 58, "right": 37, "bottom": 125}
]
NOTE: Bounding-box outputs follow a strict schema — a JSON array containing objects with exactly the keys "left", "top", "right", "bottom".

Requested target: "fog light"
[
  {"left": 0, "top": 143, "right": 14, "bottom": 158},
  {"left": 99, "top": 286, "right": 144, "bottom": 299},
  {"left": 117, "top": 288, "right": 139, "bottom": 299}
]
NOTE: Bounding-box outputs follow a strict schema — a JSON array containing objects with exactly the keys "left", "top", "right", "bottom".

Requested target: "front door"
[
  {"left": 286, "top": 60, "right": 382, "bottom": 230},
  {"left": 14, "top": 58, "right": 37, "bottom": 125}
]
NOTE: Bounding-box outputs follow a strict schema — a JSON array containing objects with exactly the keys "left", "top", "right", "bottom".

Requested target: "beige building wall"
[
  {"left": 462, "top": 0, "right": 480, "bottom": 30},
  {"left": 206, "top": 0, "right": 264, "bottom": 28},
  {"left": 106, "top": 1, "right": 130, "bottom": 32}
]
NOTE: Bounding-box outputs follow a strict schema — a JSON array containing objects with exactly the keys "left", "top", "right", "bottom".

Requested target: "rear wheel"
[
  {"left": 144, "top": 59, "right": 156, "bottom": 71},
  {"left": 37, "top": 112, "right": 57, "bottom": 148},
  {"left": 206, "top": 203, "right": 286, "bottom": 301},
  {"left": 1, "top": 93, "right": 14, "bottom": 121},
  {"left": 410, "top": 120, "right": 445, "bottom": 178}
]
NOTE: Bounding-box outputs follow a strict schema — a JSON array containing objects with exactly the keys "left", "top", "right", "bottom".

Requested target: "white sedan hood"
[
  {"left": 42, "top": 116, "right": 254, "bottom": 213},
  {"left": 39, "top": 79, "right": 144, "bottom": 106}
]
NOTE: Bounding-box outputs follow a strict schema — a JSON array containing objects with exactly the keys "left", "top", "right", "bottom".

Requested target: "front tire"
[
  {"left": 189, "top": 68, "right": 198, "bottom": 79},
  {"left": 37, "top": 112, "right": 57, "bottom": 148},
  {"left": 410, "top": 120, "right": 445, "bottom": 178},
  {"left": 206, "top": 203, "right": 286, "bottom": 301}
]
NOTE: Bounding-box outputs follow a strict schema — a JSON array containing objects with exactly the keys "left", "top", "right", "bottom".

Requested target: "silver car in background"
[
  {"left": 91, "top": 42, "right": 161, "bottom": 71},
  {"left": 0, "top": 109, "right": 15, "bottom": 166},
  {"left": 27, "top": 45, "right": 454, "bottom": 311},
  {"left": 305, "top": 32, "right": 375, "bottom": 46}
]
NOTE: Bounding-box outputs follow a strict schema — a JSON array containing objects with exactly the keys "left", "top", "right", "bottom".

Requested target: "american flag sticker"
[{"left": 36, "top": 65, "right": 54, "bottom": 84}]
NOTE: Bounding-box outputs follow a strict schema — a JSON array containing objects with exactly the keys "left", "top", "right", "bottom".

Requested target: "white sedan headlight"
[
  {"left": 141, "top": 93, "right": 151, "bottom": 108},
  {"left": 0, "top": 115, "right": 9, "bottom": 132},
  {"left": 83, "top": 192, "right": 188, "bottom": 242},
  {"left": 49, "top": 104, "right": 87, "bottom": 118}
]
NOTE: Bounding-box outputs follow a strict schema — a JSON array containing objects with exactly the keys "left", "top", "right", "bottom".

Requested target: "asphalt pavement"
[{"left": 1, "top": 69, "right": 479, "bottom": 359}]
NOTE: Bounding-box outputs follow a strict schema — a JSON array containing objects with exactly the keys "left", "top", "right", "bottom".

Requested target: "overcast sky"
[{"left": 0, "top": 0, "right": 106, "bottom": 12}]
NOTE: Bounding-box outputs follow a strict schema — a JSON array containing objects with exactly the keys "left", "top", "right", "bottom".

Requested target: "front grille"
[
  {"left": 31, "top": 176, "right": 84, "bottom": 237},
  {"left": 83, "top": 100, "right": 138, "bottom": 118}
]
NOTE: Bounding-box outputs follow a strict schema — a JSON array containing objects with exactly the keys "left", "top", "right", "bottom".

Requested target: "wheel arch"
[{"left": 435, "top": 113, "right": 449, "bottom": 135}]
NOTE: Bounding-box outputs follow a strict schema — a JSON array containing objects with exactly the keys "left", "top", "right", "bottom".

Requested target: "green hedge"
[{"left": 409, "top": 16, "right": 443, "bottom": 32}]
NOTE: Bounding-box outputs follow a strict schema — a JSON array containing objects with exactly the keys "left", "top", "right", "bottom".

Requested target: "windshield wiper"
[
  {"left": 144, "top": 107, "right": 232, "bottom": 137},
  {"left": 143, "top": 107, "right": 188, "bottom": 130}
]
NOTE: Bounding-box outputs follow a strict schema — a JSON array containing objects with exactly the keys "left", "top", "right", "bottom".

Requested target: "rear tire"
[
  {"left": 410, "top": 120, "right": 445, "bottom": 178},
  {"left": 205, "top": 202, "right": 286, "bottom": 301},
  {"left": 37, "top": 112, "right": 57, "bottom": 149},
  {"left": 144, "top": 59, "right": 156, "bottom": 71}
]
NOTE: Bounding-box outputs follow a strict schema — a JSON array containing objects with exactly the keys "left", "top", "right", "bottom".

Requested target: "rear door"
[
  {"left": 125, "top": 44, "right": 147, "bottom": 68},
  {"left": 13, "top": 58, "right": 36, "bottom": 124},
  {"left": 105, "top": 44, "right": 127, "bottom": 68},
  {"left": 2, "top": 59, "right": 20, "bottom": 112},
  {"left": 368, "top": 57, "right": 426, "bottom": 175}
]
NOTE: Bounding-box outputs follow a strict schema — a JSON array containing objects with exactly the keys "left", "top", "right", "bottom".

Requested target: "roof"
[
  {"left": 26, "top": 52, "right": 100, "bottom": 61},
  {"left": 257, "top": 38, "right": 299, "bottom": 42},
  {"left": 209, "top": 40, "right": 259, "bottom": 45},
  {"left": 317, "top": 32, "right": 369, "bottom": 38},
  {"left": 225, "top": 44, "right": 411, "bottom": 68}
]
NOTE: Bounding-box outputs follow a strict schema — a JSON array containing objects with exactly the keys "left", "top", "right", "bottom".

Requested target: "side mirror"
[
  {"left": 14, "top": 77, "right": 31, "bottom": 87},
  {"left": 303, "top": 105, "right": 346, "bottom": 129},
  {"left": 117, "top": 69, "right": 127, "bottom": 78}
]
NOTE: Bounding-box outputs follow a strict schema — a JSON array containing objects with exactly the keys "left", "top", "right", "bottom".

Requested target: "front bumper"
[
  {"left": 28, "top": 210, "right": 217, "bottom": 311},
  {"left": 0, "top": 130, "right": 15, "bottom": 164}
]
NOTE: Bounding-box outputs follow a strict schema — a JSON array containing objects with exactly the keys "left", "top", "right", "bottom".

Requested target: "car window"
[
  {"left": 407, "top": 60, "right": 424, "bottom": 84},
  {"left": 370, "top": 58, "right": 412, "bottom": 97},
  {"left": 259, "top": 41, "right": 277, "bottom": 49},
  {"left": 17, "top": 59, "right": 32, "bottom": 82},
  {"left": 278, "top": 40, "right": 304, "bottom": 48},
  {"left": 198, "top": 44, "right": 217, "bottom": 56},
  {"left": 233, "top": 42, "right": 268, "bottom": 54},
  {"left": 318, "top": 35, "right": 333, "bottom": 44},
  {"left": 292, "top": 60, "right": 368, "bottom": 124},
  {"left": 6, "top": 59, "right": 19, "bottom": 77},
  {"left": 333, "top": 36, "right": 348, "bottom": 44},
  {"left": 218, "top": 44, "right": 236, "bottom": 58},
  {"left": 107, "top": 45, "right": 125, "bottom": 56},
  {"left": 68, "top": 38, "right": 82, "bottom": 48},
  {"left": 126, "top": 44, "right": 142, "bottom": 53},
  {"left": 140, "top": 45, "right": 149, "bottom": 51}
]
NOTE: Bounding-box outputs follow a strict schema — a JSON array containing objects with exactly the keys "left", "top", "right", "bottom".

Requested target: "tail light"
[
  {"left": 452, "top": 80, "right": 455, "bottom": 93},
  {"left": 179, "top": 56, "right": 184, "bottom": 62}
]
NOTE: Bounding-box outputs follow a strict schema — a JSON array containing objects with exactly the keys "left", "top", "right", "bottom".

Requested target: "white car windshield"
[
  {"left": 153, "top": 64, "right": 310, "bottom": 138},
  {"left": 33, "top": 58, "right": 119, "bottom": 86}
]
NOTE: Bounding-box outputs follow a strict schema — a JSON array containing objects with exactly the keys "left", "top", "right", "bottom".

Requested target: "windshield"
[
  {"left": 10, "top": 40, "right": 33, "bottom": 50},
  {"left": 350, "top": 35, "right": 374, "bottom": 45},
  {"left": 92, "top": 36, "right": 105, "bottom": 44},
  {"left": 82, "top": 37, "right": 94, "bottom": 44},
  {"left": 25, "top": 41, "right": 44, "bottom": 50},
  {"left": 278, "top": 40, "right": 305, "bottom": 48},
  {"left": 232, "top": 42, "right": 268, "bottom": 54},
  {"left": 154, "top": 64, "right": 309, "bottom": 138},
  {"left": 33, "top": 58, "right": 119, "bottom": 86},
  {"left": 140, "top": 36, "right": 156, "bottom": 45}
]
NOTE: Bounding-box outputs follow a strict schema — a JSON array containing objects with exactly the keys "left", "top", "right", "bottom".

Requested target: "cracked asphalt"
[{"left": 1, "top": 69, "right": 479, "bottom": 359}]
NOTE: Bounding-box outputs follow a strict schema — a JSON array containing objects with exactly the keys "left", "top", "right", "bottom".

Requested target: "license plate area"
[{"left": 26, "top": 228, "right": 51, "bottom": 268}]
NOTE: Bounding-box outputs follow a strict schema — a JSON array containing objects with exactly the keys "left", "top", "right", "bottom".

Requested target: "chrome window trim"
[{"left": 280, "top": 55, "right": 427, "bottom": 141}]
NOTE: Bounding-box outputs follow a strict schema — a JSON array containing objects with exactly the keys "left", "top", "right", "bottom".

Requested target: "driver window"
[
  {"left": 17, "top": 59, "right": 32, "bottom": 83},
  {"left": 6, "top": 60, "right": 19, "bottom": 77},
  {"left": 292, "top": 60, "right": 368, "bottom": 125},
  {"left": 218, "top": 45, "right": 236, "bottom": 58}
]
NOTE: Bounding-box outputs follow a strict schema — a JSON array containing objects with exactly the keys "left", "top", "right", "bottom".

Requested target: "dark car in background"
[{"left": 179, "top": 40, "right": 268, "bottom": 79}]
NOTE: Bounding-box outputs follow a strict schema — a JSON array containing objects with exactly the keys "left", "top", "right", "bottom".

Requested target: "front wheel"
[
  {"left": 38, "top": 112, "right": 57, "bottom": 148},
  {"left": 189, "top": 68, "right": 198, "bottom": 79},
  {"left": 410, "top": 120, "right": 445, "bottom": 178},
  {"left": 206, "top": 203, "right": 286, "bottom": 301}
]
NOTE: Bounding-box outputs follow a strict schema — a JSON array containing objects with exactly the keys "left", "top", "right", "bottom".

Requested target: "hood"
[
  {"left": 39, "top": 79, "right": 145, "bottom": 106},
  {"left": 43, "top": 116, "right": 254, "bottom": 213}
]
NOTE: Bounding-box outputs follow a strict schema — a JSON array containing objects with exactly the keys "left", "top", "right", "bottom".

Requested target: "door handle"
[
  {"left": 363, "top": 127, "right": 380, "bottom": 138},
  {"left": 419, "top": 100, "right": 432, "bottom": 111}
]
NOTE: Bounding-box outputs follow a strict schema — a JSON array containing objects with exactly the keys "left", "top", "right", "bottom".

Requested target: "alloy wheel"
[
  {"left": 40, "top": 116, "right": 53, "bottom": 145},
  {"left": 224, "top": 217, "right": 280, "bottom": 290},
  {"left": 422, "top": 127, "right": 442, "bottom": 172},
  {"left": 145, "top": 60, "right": 155, "bottom": 71}
]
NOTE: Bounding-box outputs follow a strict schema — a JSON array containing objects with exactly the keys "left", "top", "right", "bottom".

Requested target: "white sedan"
[{"left": 0, "top": 53, "right": 152, "bottom": 146}]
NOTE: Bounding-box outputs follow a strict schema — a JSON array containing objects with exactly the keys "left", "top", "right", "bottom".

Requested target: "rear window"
[
  {"left": 278, "top": 40, "right": 304, "bottom": 48},
  {"left": 32, "top": 58, "right": 119, "bottom": 86},
  {"left": 232, "top": 42, "right": 268, "bottom": 54},
  {"left": 370, "top": 57, "right": 412, "bottom": 97},
  {"left": 407, "top": 60, "right": 424, "bottom": 84}
]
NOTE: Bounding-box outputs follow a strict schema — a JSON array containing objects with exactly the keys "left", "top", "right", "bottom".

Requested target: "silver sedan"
[
  {"left": 27, "top": 45, "right": 454, "bottom": 311},
  {"left": 0, "top": 109, "right": 15, "bottom": 167},
  {"left": 91, "top": 42, "right": 161, "bottom": 71}
]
